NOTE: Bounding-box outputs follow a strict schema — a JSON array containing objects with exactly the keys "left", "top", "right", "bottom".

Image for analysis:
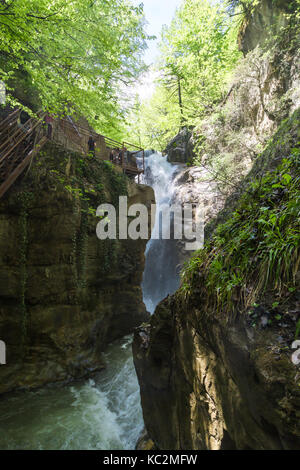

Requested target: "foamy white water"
[
  {"left": 0, "top": 335, "right": 142, "bottom": 450},
  {"left": 0, "top": 152, "right": 183, "bottom": 450},
  {"left": 140, "top": 153, "right": 182, "bottom": 313}
]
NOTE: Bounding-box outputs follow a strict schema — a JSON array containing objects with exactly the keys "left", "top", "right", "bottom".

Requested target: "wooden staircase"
[
  {"left": 0, "top": 110, "right": 48, "bottom": 199},
  {"left": 0, "top": 109, "right": 146, "bottom": 199}
]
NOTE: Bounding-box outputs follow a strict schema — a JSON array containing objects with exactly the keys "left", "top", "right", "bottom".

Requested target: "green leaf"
[{"left": 282, "top": 173, "right": 292, "bottom": 185}]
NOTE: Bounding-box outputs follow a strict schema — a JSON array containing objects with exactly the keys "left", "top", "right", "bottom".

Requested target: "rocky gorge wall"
[
  {"left": 166, "top": 0, "right": 300, "bottom": 193},
  {"left": 133, "top": 1, "right": 300, "bottom": 451},
  {"left": 133, "top": 110, "right": 300, "bottom": 450},
  {"left": 133, "top": 294, "right": 300, "bottom": 450},
  {"left": 0, "top": 141, "right": 154, "bottom": 394}
]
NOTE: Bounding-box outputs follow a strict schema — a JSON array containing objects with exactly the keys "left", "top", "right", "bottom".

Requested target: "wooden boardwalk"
[{"left": 0, "top": 110, "right": 145, "bottom": 199}]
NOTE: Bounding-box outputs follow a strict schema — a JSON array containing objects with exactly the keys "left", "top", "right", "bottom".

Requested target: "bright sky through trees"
[
  {"left": 125, "top": 0, "right": 242, "bottom": 149},
  {"left": 131, "top": 0, "right": 183, "bottom": 101},
  {"left": 133, "top": 0, "right": 183, "bottom": 65},
  {"left": 0, "top": 0, "right": 149, "bottom": 139}
]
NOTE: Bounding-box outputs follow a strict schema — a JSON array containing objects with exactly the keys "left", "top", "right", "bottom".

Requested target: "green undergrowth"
[
  {"left": 181, "top": 146, "right": 300, "bottom": 317},
  {"left": 32, "top": 142, "right": 128, "bottom": 213},
  {"left": 21, "top": 142, "right": 129, "bottom": 281}
]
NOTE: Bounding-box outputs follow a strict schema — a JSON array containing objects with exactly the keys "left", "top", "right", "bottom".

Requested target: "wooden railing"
[
  {"left": 57, "top": 118, "right": 145, "bottom": 181},
  {"left": 0, "top": 111, "right": 48, "bottom": 199},
  {"left": 0, "top": 109, "right": 19, "bottom": 133},
  {"left": 0, "top": 110, "right": 145, "bottom": 199}
]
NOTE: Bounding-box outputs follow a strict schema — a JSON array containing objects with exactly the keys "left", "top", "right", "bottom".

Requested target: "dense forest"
[
  {"left": 1, "top": 0, "right": 299, "bottom": 145},
  {"left": 1, "top": 0, "right": 298, "bottom": 147},
  {"left": 126, "top": 0, "right": 300, "bottom": 151}
]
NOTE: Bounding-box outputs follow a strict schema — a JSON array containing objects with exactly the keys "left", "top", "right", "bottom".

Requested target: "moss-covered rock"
[{"left": 0, "top": 141, "right": 155, "bottom": 394}]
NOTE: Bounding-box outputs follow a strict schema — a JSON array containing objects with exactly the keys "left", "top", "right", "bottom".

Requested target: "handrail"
[
  {"left": 0, "top": 109, "right": 19, "bottom": 131},
  {"left": 59, "top": 117, "right": 145, "bottom": 174},
  {"left": 122, "top": 141, "right": 143, "bottom": 152},
  {"left": 0, "top": 114, "right": 46, "bottom": 163},
  {"left": 0, "top": 111, "right": 45, "bottom": 151},
  {"left": 0, "top": 111, "right": 48, "bottom": 198},
  {"left": 66, "top": 116, "right": 81, "bottom": 137},
  {"left": 60, "top": 118, "right": 144, "bottom": 153},
  {"left": 0, "top": 136, "right": 48, "bottom": 199},
  {"left": 0, "top": 110, "right": 145, "bottom": 199}
]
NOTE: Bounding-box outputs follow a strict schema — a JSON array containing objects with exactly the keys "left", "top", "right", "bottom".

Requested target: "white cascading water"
[
  {"left": 140, "top": 152, "right": 181, "bottom": 313},
  {"left": 0, "top": 152, "right": 182, "bottom": 450},
  {"left": 0, "top": 336, "right": 142, "bottom": 450}
]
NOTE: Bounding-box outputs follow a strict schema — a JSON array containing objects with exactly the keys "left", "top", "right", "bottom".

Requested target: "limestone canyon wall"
[{"left": 0, "top": 141, "right": 154, "bottom": 394}]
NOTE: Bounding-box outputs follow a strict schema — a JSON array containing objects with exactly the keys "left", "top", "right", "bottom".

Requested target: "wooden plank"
[
  {"left": 0, "top": 137, "right": 48, "bottom": 199},
  {"left": 0, "top": 108, "right": 145, "bottom": 200},
  {"left": 0, "top": 117, "right": 44, "bottom": 162},
  {"left": 0, "top": 109, "right": 19, "bottom": 131}
]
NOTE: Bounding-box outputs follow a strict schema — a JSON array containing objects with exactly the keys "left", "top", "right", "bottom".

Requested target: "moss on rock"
[{"left": 0, "top": 141, "right": 155, "bottom": 394}]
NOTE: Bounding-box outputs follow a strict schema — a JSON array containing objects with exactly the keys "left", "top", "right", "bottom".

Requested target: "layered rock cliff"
[
  {"left": 133, "top": 1, "right": 300, "bottom": 451},
  {"left": 0, "top": 141, "right": 154, "bottom": 394},
  {"left": 133, "top": 110, "right": 300, "bottom": 450},
  {"left": 166, "top": 0, "right": 300, "bottom": 198}
]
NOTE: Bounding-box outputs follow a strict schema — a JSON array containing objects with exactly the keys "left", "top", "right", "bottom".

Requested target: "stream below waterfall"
[{"left": 0, "top": 152, "right": 182, "bottom": 450}]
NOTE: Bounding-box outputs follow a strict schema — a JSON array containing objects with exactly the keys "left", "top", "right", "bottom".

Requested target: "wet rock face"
[
  {"left": 238, "top": 0, "right": 290, "bottom": 55},
  {"left": 170, "top": 166, "right": 226, "bottom": 266},
  {"left": 133, "top": 297, "right": 300, "bottom": 450},
  {"left": 172, "top": 166, "right": 225, "bottom": 224},
  {"left": 133, "top": 108, "right": 300, "bottom": 450},
  {"left": 135, "top": 428, "right": 155, "bottom": 450},
  {"left": 165, "top": 128, "right": 195, "bottom": 164},
  {"left": 133, "top": 1, "right": 300, "bottom": 452},
  {"left": 0, "top": 143, "right": 155, "bottom": 394}
]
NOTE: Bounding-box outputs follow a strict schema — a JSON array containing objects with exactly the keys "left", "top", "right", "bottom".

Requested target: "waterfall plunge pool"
[{"left": 0, "top": 335, "right": 142, "bottom": 450}]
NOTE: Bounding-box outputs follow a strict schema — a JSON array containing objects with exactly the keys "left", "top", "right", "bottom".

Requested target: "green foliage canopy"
[
  {"left": 126, "top": 0, "right": 241, "bottom": 151},
  {"left": 0, "top": 0, "right": 149, "bottom": 136},
  {"left": 159, "top": 0, "right": 240, "bottom": 121},
  {"left": 124, "top": 84, "right": 182, "bottom": 151}
]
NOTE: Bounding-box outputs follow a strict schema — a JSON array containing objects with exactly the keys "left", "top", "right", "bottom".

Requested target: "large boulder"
[{"left": 165, "top": 128, "right": 195, "bottom": 164}]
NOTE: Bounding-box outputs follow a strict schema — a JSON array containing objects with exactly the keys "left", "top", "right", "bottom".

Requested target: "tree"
[
  {"left": 157, "top": 0, "right": 241, "bottom": 127},
  {"left": 160, "top": 61, "right": 185, "bottom": 128},
  {"left": 125, "top": 84, "right": 181, "bottom": 151},
  {"left": 126, "top": 0, "right": 242, "bottom": 150},
  {"left": 0, "top": 0, "right": 149, "bottom": 137}
]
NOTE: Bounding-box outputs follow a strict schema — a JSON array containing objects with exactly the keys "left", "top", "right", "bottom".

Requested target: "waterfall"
[
  {"left": 139, "top": 152, "right": 182, "bottom": 313},
  {"left": 0, "top": 152, "right": 183, "bottom": 450}
]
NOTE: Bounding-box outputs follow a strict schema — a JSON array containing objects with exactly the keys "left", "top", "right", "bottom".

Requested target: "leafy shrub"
[{"left": 181, "top": 147, "right": 300, "bottom": 314}]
